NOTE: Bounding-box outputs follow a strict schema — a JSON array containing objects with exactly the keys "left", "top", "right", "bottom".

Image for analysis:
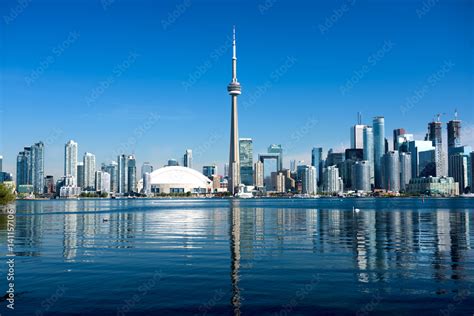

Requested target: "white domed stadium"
[{"left": 138, "top": 166, "right": 212, "bottom": 194}]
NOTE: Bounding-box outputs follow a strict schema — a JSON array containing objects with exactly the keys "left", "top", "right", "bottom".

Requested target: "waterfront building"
[
  {"left": 351, "top": 161, "right": 371, "bottom": 192},
  {"left": 58, "top": 175, "right": 81, "bottom": 198},
  {"left": 239, "top": 138, "right": 253, "bottom": 185},
  {"left": 340, "top": 159, "right": 355, "bottom": 189},
  {"left": 382, "top": 151, "right": 400, "bottom": 192},
  {"left": 32, "top": 142, "right": 44, "bottom": 194},
  {"left": 103, "top": 161, "right": 118, "bottom": 193},
  {"left": 399, "top": 152, "right": 412, "bottom": 192},
  {"left": 408, "top": 140, "right": 435, "bottom": 177},
  {"left": 44, "top": 175, "right": 55, "bottom": 195},
  {"left": 447, "top": 146, "right": 472, "bottom": 189},
  {"left": 449, "top": 153, "right": 468, "bottom": 194},
  {"left": 65, "top": 140, "right": 78, "bottom": 184},
  {"left": 427, "top": 119, "right": 445, "bottom": 177},
  {"left": 228, "top": 27, "right": 242, "bottom": 194},
  {"left": 95, "top": 171, "right": 111, "bottom": 193},
  {"left": 373, "top": 116, "right": 385, "bottom": 188},
  {"left": 127, "top": 155, "right": 137, "bottom": 193},
  {"left": 280, "top": 169, "right": 295, "bottom": 192},
  {"left": 203, "top": 165, "right": 218, "bottom": 178},
  {"left": 141, "top": 162, "right": 153, "bottom": 178},
  {"left": 300, "top": 165, "right": 317, "bottom": 195},
  {"left": 16, "top": 142, "right": 44, "bottom": 194},
  {"left": 183, "top": 149, "right": 192, "bottom": 168},
  {"left": 0, "top": 155, "right": 2, "bottom": 172},
  {"left": 322, "top": 165, "right": 341, "bottom": 194},
  {"left": 254, "top": 161, "right": 264, "bottom": 188},
  {"left": 137, "top": 166, "right": 212, "bottom": 194},
  {"left": 83, "top": 152, "right": 96, "bottom": 191},
  {"left": 270, "top": 171, "right": 286, "bottom": 193},
  {"left": 311, "top": 147, "right": 323, "bottom": 185},
  {"left": 363, "top": 126, "right": 374, "bottom": 186},
  {"left": 76, "top": 162, "right": 84, "bottom": 188},
  {"left": 268, "top": 144, "right": 283, "bottom": 171},
  {"left": 407, "top": 176, "right": 459, "bottom": 196},
  {"left": 118, "top": 154, "right": 129, "bottom": 194},
  {"left": 143, "top": 172, "right": 151, "bottom": 195}
]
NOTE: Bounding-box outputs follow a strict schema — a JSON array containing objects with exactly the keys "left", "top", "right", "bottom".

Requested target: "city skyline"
[{"left": 1, "top": 0, "right": 473, "bottom": 179}]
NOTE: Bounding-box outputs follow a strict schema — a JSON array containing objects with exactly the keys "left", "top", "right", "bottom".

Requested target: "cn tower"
[{"left": 227, "top": 26, "right": 241, "bottom": 195}]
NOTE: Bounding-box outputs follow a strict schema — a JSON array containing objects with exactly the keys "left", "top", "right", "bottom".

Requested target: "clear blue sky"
[{"left": 1, "top": 0, "right": 473, "bottom": 179}]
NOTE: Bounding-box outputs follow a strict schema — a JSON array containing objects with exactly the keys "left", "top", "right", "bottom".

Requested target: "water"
[{"left": 1, "top": 198, "right": 474, "bottom": 315}]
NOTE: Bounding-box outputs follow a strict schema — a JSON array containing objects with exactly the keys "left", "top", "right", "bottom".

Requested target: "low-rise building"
[{"left": 407, "top": 176, "right": 459, "bottom": 196}]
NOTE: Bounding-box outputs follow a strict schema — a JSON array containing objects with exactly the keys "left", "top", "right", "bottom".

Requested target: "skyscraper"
[
  {"left": 299, "top": 165, "right": 317, "bottom": 195},
  {"left": 0, "top": 155, "right": 3, "bottom": 173},
  {"left": 83, "top": 152, "right": 96, "bottom": 191},
  {"left": 118, "top": 154, "right": 128, "bottom": 195},
  {"left": 65, "top": 140, "right": 78, "bottom": 184},
  {"left": 363, "top": 126, "right": 374, "bottom": 186},
  {"left": 399, "top": 152, "right": 412, "bottom": 192},
  {"left": 141, "top": 162, "right": 153, "bottom": 178},
  {"left": 449, "top": 153, "right": 468, "bottom": 194},
  {"left": 103, "top": 161, "right": 118, "bottom": 193},
  {"left": 428, "top": 118, "right": 445, "bottom": 177},
  {"left": 268, "top": 144, "right": 283, "bottom": 171},
  {"left": 350, "top": 125, "right": 365, "bottom": 149},
  {"left": 95, "top": 171, "right": 111, "bottom": 193},
  {"left": 227, "top": 26, "right": 242, "bottom": 195},
  {"left": 76, "top": 162, "right": 84, "bottom": 188},
  {"left": 183, "top": 149, "right": 192, "bottom": 168},
  {"left": 382, "top": 151, "right": 400, "bottom": 192},
  {"left": 239, "top": 138, "right": 253, "bottom": 185},
  {"left": 322, "top": 165, "right": 342, "bottom": 194},
  {"left": 408, "top": 140, "right": 435, "bottom": 178},
  {"left": 16, "top": 147, "right": 32, "bottom": 188},
  {"left": 127, "top": 155, "right": 137, "bottom": 193},
  {"left": 32, "top": 142, "right": 44, "bottom": 194},
  {"left": 254, "top": 160, "right": 264, "bottom": 188},
  {"left": 393, "top": 128, "right": 406, "bottom": 151},
  {"left": 447, "top": 112, "right": 461, "bottom": 152},
  {"left": 373, "top": 116, "right": 385, "bottom": 188},
  {"left": 311, "top": 147, "right": 323, "bottom": 185},
  {"left": 352, "top": 161, "right": 371, "bottom": 192},
  {"left": 16, "top": 142, "right": 44, "bottom": 194}
]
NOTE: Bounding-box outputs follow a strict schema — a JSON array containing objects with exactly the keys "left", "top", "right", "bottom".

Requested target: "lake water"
[{"left": 1, "top": 198, "right": 474, "bottom": 315}]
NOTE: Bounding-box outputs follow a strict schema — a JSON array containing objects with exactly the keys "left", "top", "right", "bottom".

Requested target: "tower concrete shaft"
[{"left": 228, "top": 26, "right": 241, "bottom": 194}]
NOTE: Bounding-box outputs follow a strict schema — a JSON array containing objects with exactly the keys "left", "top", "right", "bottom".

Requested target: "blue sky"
[{"left": 1, "top": 0, "right": 473, "bottom": 179}]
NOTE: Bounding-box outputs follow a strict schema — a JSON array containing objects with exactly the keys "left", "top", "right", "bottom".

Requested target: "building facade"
[
  {"left": 239, "top": 138, "right": 253, "bottom": 185},
  {"left": 382, "top": 151, "right": 400, "bottom": 192},
  {"left": 373, "top": 116, "right": 385, "bottom": 189}
]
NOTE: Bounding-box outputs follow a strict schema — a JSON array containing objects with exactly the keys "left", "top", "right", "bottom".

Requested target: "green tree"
[{"left": 0, "top": 183, "right": 16, "bottom": 205}]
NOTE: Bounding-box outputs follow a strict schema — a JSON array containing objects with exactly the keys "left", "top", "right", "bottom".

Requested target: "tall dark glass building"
[
  {"left": 373, "top": 116, "right": 385, "bottom": 188},
  {"left": 239, "top": 138, "right": 253, "bottom": 186}
]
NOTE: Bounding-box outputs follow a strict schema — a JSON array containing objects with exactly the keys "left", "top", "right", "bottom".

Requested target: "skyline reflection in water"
[{"left": 1, "top": 198, "right": 474, "bottom": 315}]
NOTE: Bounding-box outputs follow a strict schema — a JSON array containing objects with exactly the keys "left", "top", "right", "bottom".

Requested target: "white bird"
[{"left": 352, "top": 206, "right": 360, "bottom": 213}]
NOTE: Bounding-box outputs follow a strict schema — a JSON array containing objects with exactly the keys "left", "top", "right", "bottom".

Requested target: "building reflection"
[
  {"left": 4, "top": 199, "right": 473, "bottom": 310},
  {"left": 229, "top": 200, "right": 241, "bottom": 316}
]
